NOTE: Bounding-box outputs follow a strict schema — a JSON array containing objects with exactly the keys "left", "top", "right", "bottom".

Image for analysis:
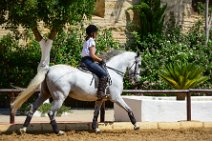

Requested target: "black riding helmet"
[{"left": 86, "top": 25, "right": 98, "bottom": 36}]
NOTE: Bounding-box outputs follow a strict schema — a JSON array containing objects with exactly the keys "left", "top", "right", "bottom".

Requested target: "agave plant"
[{"left": 159, "top": 62, "right": 208, "bottom": 100}]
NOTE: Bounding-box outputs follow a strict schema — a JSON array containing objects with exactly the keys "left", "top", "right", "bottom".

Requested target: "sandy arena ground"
[{"left": 1, "top": 128, "right": 212, "bottom": 141}]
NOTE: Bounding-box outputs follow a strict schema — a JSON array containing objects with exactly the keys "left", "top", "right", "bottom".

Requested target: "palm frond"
[{"left": 159, "top": 62, "right": 208, "bottom": 89}]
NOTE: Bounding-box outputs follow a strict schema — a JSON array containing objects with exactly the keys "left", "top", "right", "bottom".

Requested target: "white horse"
[{"left": 11, "top": 51, "right": 141, "bottom": 134}]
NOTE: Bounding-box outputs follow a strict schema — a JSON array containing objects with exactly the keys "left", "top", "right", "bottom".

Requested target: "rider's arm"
[{"left": 89, "top": 46, "right": 102, "bottom": 62}]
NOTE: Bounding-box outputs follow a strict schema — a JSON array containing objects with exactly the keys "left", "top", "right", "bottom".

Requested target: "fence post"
[
  {"left": 100, "top": 101, "right": 105, "bottom": 122},
  {"left": 10, "top": 92, "right": 16, "bottom": 124},
  {"left": 186, "top": 91, "right": 191, "bottom": 121}
]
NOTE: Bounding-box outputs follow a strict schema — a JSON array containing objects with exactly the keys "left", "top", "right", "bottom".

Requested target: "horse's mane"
[{"left": 100, "top": 50, "right": 125, "bottom": 61}]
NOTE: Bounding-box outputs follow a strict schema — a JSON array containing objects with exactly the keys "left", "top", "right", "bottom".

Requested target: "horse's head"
[{"left": 127, "top": 52, "right": 141, "bottom": 84}]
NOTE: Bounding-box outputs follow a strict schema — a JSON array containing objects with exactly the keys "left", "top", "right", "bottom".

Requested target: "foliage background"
[
  {"left": 0, "top": 0, "right": 211, "bottom": 109},
  {"left": 0, "top": 26, "right": 119, "bottom": 88},
  {"left": 0, "top": 0, "right": 95, "bottom": 29},
  {"left": 0, "top": 0, "right": 211, "bottom": 92},
  {"left": 124, "top": 0, "right": 212, "bottom": 89},
  {"left": 125, "top": 20, "right": 212, "bottom": 90}
]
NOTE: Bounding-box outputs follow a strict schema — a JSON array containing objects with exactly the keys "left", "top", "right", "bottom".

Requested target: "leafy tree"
[
  {"left": 132, "top": 0, "right": 167, "bottom": 40},
  {"left": 205, "top": 0, "right": 212, "bottom": 46},
  {"left": 1, "top": 0, "right": 95, "bottom": 29},
  {"left": 0, "top": 27, "right": 119, "bottom": 88},
  {"left": 159, "top": 62, "right": 208, "bottom": 100},
  {"left": 0, "top": 0, "right": 95, "bottom": 67},
  {"left": 0, "top": 0, "right": 7, "bottom": 25}
]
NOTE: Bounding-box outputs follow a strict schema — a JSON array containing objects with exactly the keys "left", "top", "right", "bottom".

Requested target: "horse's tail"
[{"left": 11, "top": 68, "right": 49, "bottom": 114}]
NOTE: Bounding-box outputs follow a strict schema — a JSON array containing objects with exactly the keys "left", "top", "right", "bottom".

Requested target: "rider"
[{"left": 81, "top": 24, "right": 108, "bottom": 100}]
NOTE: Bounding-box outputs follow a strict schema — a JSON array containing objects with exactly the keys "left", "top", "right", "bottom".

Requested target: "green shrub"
[
  {"left": 158, "top": 62, "right": 208, "bottom": 100},
  {"left": 19, "top": 103, "right": 31, "bottom": 115},
  {"left": 131, "top": 0, "right": 167, "bottom": 39},
  {"left": 159, "top": 63, "right": 208, "bottom": 89},
  {"left": 0, "top": 34, "right": 40, "bottom": 88},
  {"left": 96, "top": 29, "right": 120, "bottom": 52},
  {"left": 37, "top": 103, "right": 51, "bottom": 116},
  {"left": 37, "top": 103, "right": 71, "bottom": 117},
  {"left": 51, "top": 27, "right": 119, "bottom": 67},
  {"left": 51, "top": 29, "right": 83, "bottom": 67},
  {"left": 127, "top": 19, "right": 212, "bottom": 89},
  {"left": 57, "top": 105, "right": 71, "bottom": 116},
  {"left": 140, "top": 38, "right": 211, "bottom": 89},
  {"left": 125, "top": 0, "right": 211, "bottom": 90},
  {"left": 0, "top": 27, "right": 120, "bottom": 88}
]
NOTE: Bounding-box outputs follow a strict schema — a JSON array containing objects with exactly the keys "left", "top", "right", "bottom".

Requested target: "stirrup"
[{"left": 97, "top": 94, "right": 110, "bottom": 101}]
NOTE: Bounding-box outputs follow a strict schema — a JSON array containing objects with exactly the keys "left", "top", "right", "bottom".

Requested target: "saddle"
[
  {"left": 78, "top": 62, "right": 90, "bottom": 72},
  {"left": 78, "top": 62, "right": 112, "bottom": 89}
]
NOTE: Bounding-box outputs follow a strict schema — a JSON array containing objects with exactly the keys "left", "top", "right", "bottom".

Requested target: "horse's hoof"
[
  {"left": 95, "top": 128, "right": 101, "bottom": 133},
  {"left": 57, "top": 130, "right": 65, "bottom": 135},
  {"left": 134, "top": 125, "right": 140, "bottom": 130},
  {"left": 20, "top": 127, "right": 27, "bottom": 134},
  {"left": 92, "top": 121, "right": 97, "bottom": 130}
]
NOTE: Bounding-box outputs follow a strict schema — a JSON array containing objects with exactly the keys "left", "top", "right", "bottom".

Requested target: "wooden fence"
[
  {"left": 0, "top": 89, "right": 212, "bottom": 124},
  {"left": 0, "top": 89, "right": 38, "bottom": 123},
  {"left": 100, "top": 89, "right": 212, "bottom": 122}
]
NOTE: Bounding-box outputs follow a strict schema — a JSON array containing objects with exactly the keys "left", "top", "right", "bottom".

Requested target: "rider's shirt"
[{"left": 81, "top": 37, "right": 96, "bottom": 57}]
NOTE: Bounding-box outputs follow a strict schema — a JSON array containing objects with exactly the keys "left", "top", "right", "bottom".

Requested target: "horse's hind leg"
[
  {"left": 48, "top": 97, "right": 65, "bottom": 135},
  {"left": 20, "top": 81, "right": 50, "bottom": 134},
  {"left": 92, "top": 100, "right": 104, "bottom": 133},
  {"left": 114, "top": 97, "right": 139, "bottom": 130},
  {"left": 20, "top": 92, "right": 50, "bottom": 134}
]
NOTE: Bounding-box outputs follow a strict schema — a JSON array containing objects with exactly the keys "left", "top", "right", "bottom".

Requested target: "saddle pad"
[
  {"left": 77, "top": 62, "right": 112, "bottom": 89},
  {"left": 78, "top": 65, "right": 99, "bottom": 88},
  {"left": 77, "top": 62, "right": 91, "bottom": 73}
]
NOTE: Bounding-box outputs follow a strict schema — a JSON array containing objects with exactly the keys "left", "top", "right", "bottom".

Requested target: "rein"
[
  {"left": 106, "top": 66, "right": 125, "bottom": 77},
  {"left": 106, "top": 59, "right": 140, "bottom": 77}
]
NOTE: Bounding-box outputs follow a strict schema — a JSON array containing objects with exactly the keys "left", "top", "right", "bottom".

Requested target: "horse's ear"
[
  {"left": 135, "top": 46, "right": 140, "bottom": 57},
  {"left": 136, "top": 51, "right": 140, "bottom": 57}
]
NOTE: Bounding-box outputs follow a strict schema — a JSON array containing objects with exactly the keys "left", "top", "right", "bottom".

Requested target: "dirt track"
[{"left": 1, "top": 128, "right": 212, "bottom": 141}]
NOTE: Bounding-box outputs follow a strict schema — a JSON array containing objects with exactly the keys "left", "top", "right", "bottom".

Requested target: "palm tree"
[{"left": 159, "top": 62, "right": 208, "bottom": 100}]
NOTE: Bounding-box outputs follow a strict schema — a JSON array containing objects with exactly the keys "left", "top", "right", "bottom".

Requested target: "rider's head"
[{"left": 86, "top": 25, "right": 98, "bottom": 39}]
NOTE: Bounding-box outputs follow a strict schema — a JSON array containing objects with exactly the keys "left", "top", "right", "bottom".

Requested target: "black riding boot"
[{"left": 97, "top": 77, "right": 108, "bottom": 100}]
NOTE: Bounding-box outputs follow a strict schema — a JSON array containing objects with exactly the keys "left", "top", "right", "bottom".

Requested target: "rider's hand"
[{"left": 100, "top": 59, "right": 106, "bottom": 65}]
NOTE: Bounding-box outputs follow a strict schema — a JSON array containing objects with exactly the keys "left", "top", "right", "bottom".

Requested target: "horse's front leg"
[
  {"left": 92, "top": 100, "right": 104, "bottom": 133},
  {"left": 114, "top": 97, "right": 140, "bottom": 130}
]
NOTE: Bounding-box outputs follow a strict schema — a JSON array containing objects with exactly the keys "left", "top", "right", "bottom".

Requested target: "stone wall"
[
  {"left": 91, "top": 0, "right": 138, "bottom": 43},
  {"left": 92, "top": 0, "right": 202, "bottom": 43},
  {"left": 0, "top": 0, "right": 202, "bottom": 43},
  {"left": 161, "top": 0, "right": 202, "bottom": 32}
]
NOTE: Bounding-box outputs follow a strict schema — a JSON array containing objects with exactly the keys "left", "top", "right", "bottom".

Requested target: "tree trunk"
[
  {"left": 205, "top": 0, "right": 212, "bottom": 46},
  {"left": 205, "top": 0, "right": 209, "bottom": 46},
  {"left": 48, "top": 28, "right": 58, "bottom": 40},
  {"left": 31, "top": 27, "right": 57, "bottom": 71},
  {"left": 32, "top": 26, "right": 58, "bottom": 104},
  {"left": 32, "top": 27, "right": 43, "bottom": 42},
  {"left": 176, "top": 93, "right": 186, "bottom": 100}
]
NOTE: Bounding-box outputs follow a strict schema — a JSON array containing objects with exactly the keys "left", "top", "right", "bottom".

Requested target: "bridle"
[
  {"left": 126, "top": 57, "right": 141, "bottom": 82},
  {"left": 88, "top": 55, "right": 141, "bottom": 86},
  {"left": 106, "top": 56, "right": 141, "bottom": 81}
]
